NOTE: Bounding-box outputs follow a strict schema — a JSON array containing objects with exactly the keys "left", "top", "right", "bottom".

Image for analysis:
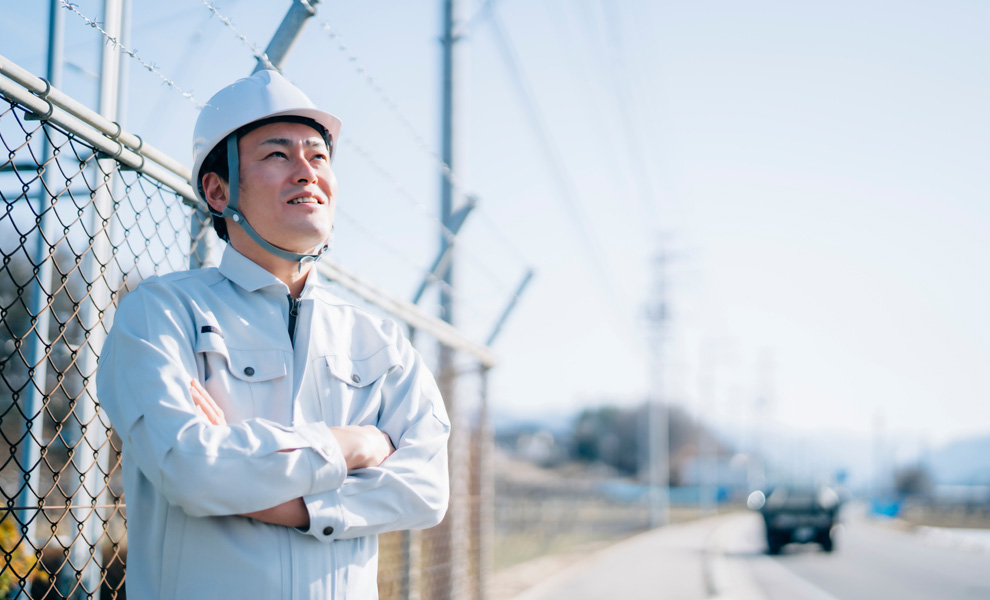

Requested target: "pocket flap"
[
  {"left": 195, "top": 334, "right": 287, "bottom": 382},
  {"left": 226, "top": 348, "right": 287, "bottom": 382},
  {"left": 325, "top": 345, "right": 401, "bottom": 388}
]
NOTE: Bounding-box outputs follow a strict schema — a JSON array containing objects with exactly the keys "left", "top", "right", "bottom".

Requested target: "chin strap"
[{"left": 211, "top": 135, "right": 331, "bottom": 268}]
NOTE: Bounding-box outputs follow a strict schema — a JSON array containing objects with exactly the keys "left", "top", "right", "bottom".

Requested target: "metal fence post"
[
  {"left": 59, "top": 2, "right": 123, "bottom": 597},
  {"left": 15, "top": 8, "right": 64, "bottom": 598},
  {"left": 475, "top": 365, "right": 492, "bottom": 600}
]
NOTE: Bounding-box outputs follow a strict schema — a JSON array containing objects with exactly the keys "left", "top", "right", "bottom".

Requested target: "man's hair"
[{"left": 198, "top": 115, "right": 333, "bottom": 243}]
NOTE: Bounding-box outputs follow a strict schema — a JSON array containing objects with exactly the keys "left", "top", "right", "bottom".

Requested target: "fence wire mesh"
[
  {"left": 1, "top": 69, "right": 489, "bottom": 599},
  {"left": 0, "top": 92, "right": 201, "bottom": 599}
]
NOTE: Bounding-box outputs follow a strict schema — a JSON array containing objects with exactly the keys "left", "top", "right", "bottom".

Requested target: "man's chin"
[{"left": 286, "top": 235, "right": 333, "bottom": 256}]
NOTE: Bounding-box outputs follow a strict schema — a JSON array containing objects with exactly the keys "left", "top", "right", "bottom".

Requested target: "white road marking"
[{"left": 709, "top": 514, "right": 842, "bottom": 600}]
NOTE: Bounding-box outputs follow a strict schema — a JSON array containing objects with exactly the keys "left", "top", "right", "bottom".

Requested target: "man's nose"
[{"left": 292, "top": 156, "right": 320, "bottom": 183}]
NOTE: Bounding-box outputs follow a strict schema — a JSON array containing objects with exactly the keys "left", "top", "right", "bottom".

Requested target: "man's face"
[{"left": 232, "top": 120, "right": 336, "bottom": 255}]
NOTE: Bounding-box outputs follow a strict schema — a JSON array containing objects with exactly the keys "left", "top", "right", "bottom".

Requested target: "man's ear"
[{"left": 202, "top": 172, "right": 229, "bottom": 215}]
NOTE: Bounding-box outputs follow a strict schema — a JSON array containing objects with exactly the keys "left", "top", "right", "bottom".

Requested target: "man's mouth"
[{"left": 287, "top": 196, "right": 323, "bottom": 205}]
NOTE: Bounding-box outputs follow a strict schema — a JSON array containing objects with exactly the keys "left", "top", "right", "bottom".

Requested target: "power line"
[
  {"left": 59, "top": 0, "right": 205, "bottom": 108},
  {"left": 200, "top": 0, "right": 277, "bottom": 71},
  {"left": 546, "top": 0, "right": 643, "bottom": 223},
  {"left": 599, "top": 0, "right": 660, "bottom": 223},
  {"left": 481, "top": 4, "right": 632, "bottom": 325}
]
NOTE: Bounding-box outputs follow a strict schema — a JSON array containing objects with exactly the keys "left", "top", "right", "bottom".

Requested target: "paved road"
[
  {"left": 719, "top": 510, "right": 990, "bottom": 600},
  {"left": 511, "top": 509, "right": 990, "bottom": 600}
]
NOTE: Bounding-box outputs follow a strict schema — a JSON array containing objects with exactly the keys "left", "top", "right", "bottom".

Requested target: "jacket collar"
[{"left": 218, "top": 246, "right": 327, "bottom": 297}]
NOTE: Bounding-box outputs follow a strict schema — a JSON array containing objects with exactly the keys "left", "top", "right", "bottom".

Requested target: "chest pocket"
[
  {"left": 320, "top": 345, "right": 401, "bottom": 427},
  {"left": 195, "top": 333, "right": 289, "bottom": 423}
]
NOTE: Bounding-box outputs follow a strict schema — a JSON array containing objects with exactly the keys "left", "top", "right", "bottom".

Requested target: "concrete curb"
[{"left": 705, "top": 515, "right": 768, "bottom": 600}]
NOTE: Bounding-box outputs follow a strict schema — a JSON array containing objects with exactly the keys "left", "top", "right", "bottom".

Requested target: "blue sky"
[{"left": 4, "top": 0, "right": 990, "bottom": 455}]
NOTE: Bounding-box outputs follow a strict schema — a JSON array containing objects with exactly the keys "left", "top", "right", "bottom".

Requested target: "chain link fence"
[{"left": 1, "top": 58, "right": 491, "bottom": 600}]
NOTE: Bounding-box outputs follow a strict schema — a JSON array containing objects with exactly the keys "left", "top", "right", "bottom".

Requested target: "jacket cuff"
[
  {"left": 294, "top": 422, "right": 347, "bottom": 495},
  {"left": 301, "top": 491, "right": 344, "bottom": 542}
]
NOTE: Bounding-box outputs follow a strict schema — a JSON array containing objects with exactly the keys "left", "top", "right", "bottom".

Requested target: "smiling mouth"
[{"left": 287, "top": 196, "right": 324, "bottom": 205}]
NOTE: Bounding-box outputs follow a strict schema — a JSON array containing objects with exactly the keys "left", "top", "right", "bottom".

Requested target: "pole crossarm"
[
  {"left": 0, "top": 53, "right": 200, "bottom": 208},
  {"left": 411, "top": 194, "right": 477, "bottom": 305},
  {"left": 484, "top": 268, "right": 533, "bottom": 347}
]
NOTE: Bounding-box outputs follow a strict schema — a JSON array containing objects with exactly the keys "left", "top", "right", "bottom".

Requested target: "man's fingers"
[{"left": 190, "top": 379, "right": 226, "bottom": 426}]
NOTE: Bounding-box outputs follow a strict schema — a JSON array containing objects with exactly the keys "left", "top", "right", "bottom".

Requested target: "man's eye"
[{"left": 267, "top": 151, "right": 287, "bottom": 159}]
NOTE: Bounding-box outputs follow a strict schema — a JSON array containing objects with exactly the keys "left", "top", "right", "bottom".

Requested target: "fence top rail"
[
  {"left": 0, "top": 54, "right": 497, "bottom": 367},
  {"left": 318, "top": 259, "right": 497, "bottom": 367},
  {"left": 0, "top": 52, "right": 191, "bottom": 184},
  {"left": 0, "top": 53, "right": 200, "bottom": 206}
]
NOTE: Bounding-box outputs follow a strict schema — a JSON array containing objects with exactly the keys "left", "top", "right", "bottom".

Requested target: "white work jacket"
[{"left": 96, "top": 247, "right": 450, "bottom": 599}]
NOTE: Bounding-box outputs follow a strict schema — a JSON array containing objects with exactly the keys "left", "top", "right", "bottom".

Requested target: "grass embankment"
[{"left": 896, "top": 505, "right": 990, "bottom": 530}]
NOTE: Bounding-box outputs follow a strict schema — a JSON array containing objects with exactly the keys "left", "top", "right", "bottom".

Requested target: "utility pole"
[
  {"left": 698, "top": 341, "right": 719, "bottom": 516},
  {"left": 751, "top": 349, "right": 774, "bottom": 491},
  {"left": 437, "top": 0, "right": 468, "bottom": 597},
  {"left": 645, "top": 241, "right": 671, "bottom": 527}
]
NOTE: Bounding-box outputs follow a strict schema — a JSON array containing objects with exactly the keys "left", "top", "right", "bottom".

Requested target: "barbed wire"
[
  {"left": 200, "top": 0, "right": 277, "bottom": 72},
  {"left": 59, "top": 0, "right": 205, "bottom": 109},
  {"left": 312, "top": 16, "right": 477, "bottom": 211}
]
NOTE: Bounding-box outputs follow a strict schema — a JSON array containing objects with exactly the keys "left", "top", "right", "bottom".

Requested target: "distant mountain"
[
  {"left": 926, "top": 435, "right": 990, "bottom": 485},
  {"left": 493, "top": 404, "right": 990, "bottom": 489},
  {"left": 491, "top": 406, "right": 577, "bottom": 437}
]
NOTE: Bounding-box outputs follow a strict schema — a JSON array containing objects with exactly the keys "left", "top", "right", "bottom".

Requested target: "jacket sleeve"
[
  {"left": 301, "top": 328, "right": 450, "bottom": 541},
  {"left": 96, "top": 282, "right": 348, "bottom": 517}
]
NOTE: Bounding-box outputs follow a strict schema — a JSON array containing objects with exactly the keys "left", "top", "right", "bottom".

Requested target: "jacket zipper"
[{"left": 287, "top": 295, "right": 299, "bottom": 346}]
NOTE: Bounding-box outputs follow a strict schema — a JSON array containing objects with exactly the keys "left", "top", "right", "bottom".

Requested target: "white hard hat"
[{"left": 191, "top": 70, "right": 342, "bottom": 205}]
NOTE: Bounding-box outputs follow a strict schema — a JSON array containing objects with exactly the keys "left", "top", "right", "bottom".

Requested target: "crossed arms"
[{"left": 189, "top": 378, "right": 394, "bottom": 528}]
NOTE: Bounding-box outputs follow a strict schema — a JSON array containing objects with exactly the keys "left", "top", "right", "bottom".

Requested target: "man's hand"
[
  {"left": 330, "top": 425, "right": 395, "bottom": 470},
  {"left": 190, "top": 378, "right": 226, "bottom": 426}
]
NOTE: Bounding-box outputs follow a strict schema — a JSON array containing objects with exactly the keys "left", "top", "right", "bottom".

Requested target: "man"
[{"left": 96, "top": 70, "right": 450, "bottom": 599}]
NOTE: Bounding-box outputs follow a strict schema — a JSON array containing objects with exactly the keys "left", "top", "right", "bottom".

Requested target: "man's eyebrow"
[{"left": 258, "top": 137, "right": 327, "bottom": 149}]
